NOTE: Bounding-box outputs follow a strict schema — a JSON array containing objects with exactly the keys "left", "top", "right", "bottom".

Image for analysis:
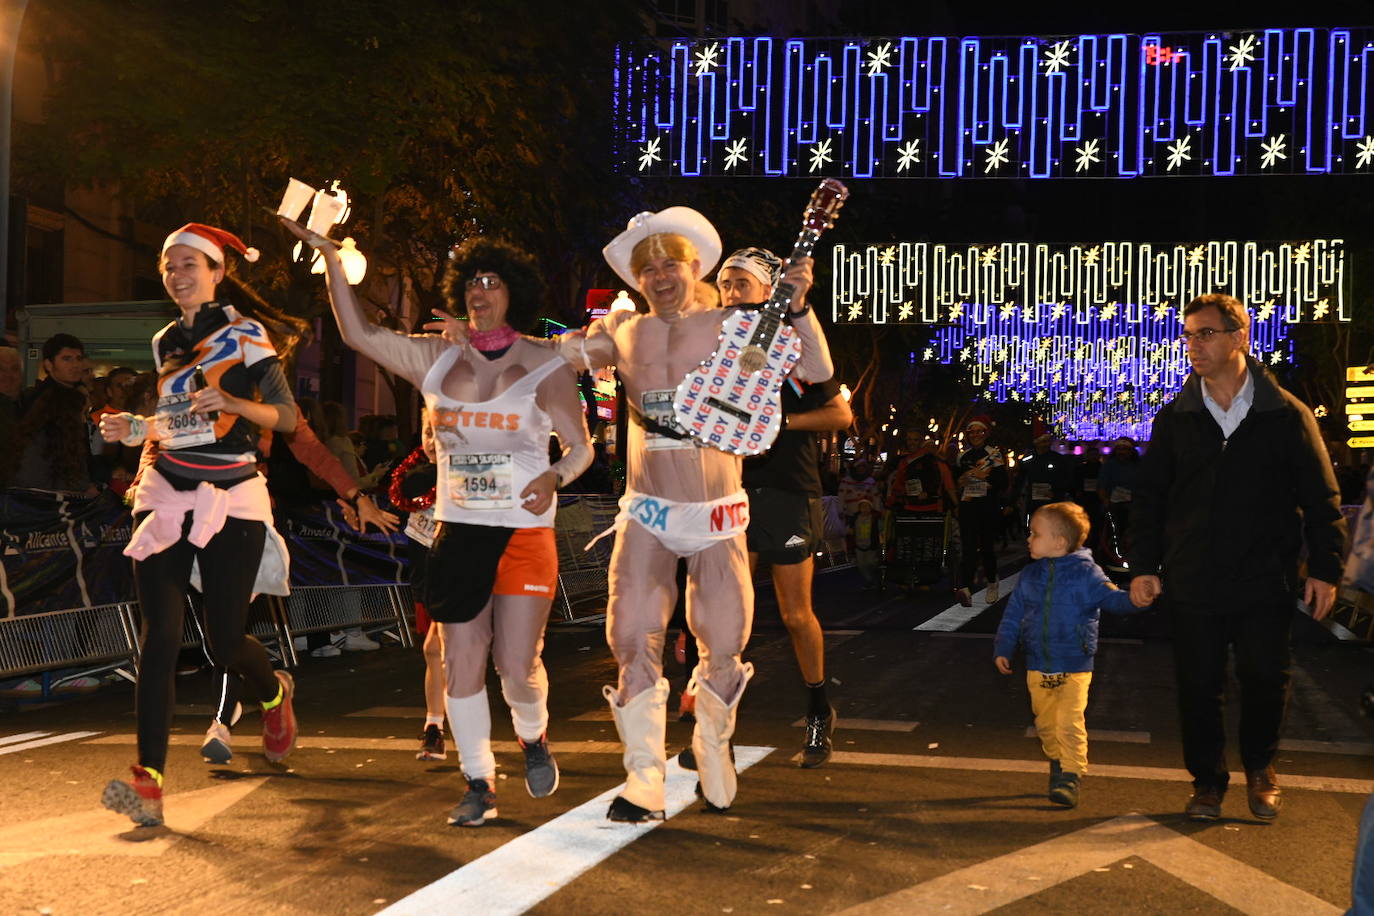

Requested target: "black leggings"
[
  {"left": 957, "top": 499, "right": 1001, "bottom": 588},
  {"left": 133, "top": 514, "right": 278, "bottom": 772}
]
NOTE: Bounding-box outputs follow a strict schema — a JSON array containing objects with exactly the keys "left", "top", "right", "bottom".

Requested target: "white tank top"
[{"left": 422, "top": 345, "right": 563, "bottom": 528}]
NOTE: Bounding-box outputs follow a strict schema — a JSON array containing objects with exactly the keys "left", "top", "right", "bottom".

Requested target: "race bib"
[
  {"left": 642, "top": 389, "right": 694, "bottom": 451},
  {"left": 153, "top": 392, "right": 217, "bottom": 450},
  {"left": 962, "top": 479, "right": 989, "bottom": 500},
  {"left": 1031, "top": 482, "right": 1052, "bottom": 502},
  {"left": 405, "top": 506, "right": 437, "bottom": 547},
  {"left": 446, "top": 453, "right": 514, "bottom": 509},
  {"left": 904, "top": 479, "right": 926, "bottom": 498},
  {"left": 1110, "top": 486, "right": 1132, "bottom": 504}
]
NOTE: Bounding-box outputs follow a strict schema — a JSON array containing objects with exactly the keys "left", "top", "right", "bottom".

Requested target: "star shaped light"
[
  {"left": 847, "top": 302, "right": 865, "bottom": 320},
  {"left": 694, "top": 42, "right": 721, "bottom": 76},
  {"left": 1314, "top": 298, "right": 1331, "bottom": 319},
  {"left": 637, "top": 137, "right": 662, "bottom": 171},
  {"left": 899, "top": 302, "right": 915, "bottom": 321},
  {"left": 808, "top": 138, "right": 833, "bottom": 173},
  {"left": 1099, "top": 302, "right": 1118, "bottom": 320},
  {"left": 896, "top": 139, "right": 921, "bottom": 171},
  {"left": 878, "top": 246, "right": 897, "bottom": 266},
  {"left": 866, "top": 41, "right": 893, "bottom": 77},
  {"left": 1226, "top": 34, "right": 1257, "bottom": 71},
  {"left": 1166, "top": 136, "right": 1192, "bottom": 171},
  {"left": 1260, "top": 134, "right": 1287, "bottom": 169},
  {"left": 984, "top": 138, "right": 1011, "bottom": 173},
  {"left": 1074, "top": 138, "right": 1099, "bottom": 172},
  {"left": 1357, "top": 136, "right": 1374, "bottom": 169},
  {"left": 723, "top": 138, "right": 748, "bottom": 170},
  {"left": 1044, "top": 40, "right": 1073, "bottom": 75}
]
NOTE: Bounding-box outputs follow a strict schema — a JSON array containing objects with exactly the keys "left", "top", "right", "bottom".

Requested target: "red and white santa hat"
[
  {"left": 162, "top": 223, "right": 260, "bottom": 265},
  {"left": 966, "top": 414, "right": 993, "bottom": 431}
]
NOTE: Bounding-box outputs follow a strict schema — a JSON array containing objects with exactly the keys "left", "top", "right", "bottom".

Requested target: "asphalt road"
[{"left": 3, "top": 559, "right": 1372, "bottom": 915}]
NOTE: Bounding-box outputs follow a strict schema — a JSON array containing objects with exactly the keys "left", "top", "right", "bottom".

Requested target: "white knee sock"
[
  {"left": 502, "top": 676, "right": 549, "bottom": 743},
  {"left": 446, "top": 689, "right": 496, "bottom": 783}
]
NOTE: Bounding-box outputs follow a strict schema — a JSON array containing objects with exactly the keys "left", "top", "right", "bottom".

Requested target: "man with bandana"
[{"left": 718, "top": 246, "right": 851, "bottom": 769}]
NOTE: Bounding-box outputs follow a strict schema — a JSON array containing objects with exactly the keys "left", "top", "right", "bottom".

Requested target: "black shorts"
[{"left": 746, "top": 488, "right": 824, "bottom": 566}]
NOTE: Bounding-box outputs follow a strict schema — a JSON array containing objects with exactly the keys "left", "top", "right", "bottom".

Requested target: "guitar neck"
[{"left": 748, "top": 227, "right": 822, "bottom": 344}]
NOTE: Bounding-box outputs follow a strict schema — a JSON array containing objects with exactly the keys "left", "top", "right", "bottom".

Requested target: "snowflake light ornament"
[
  {"left": 1314, "top": 298, "right": 1331, "bottom": 319},
  {"left": 878, "top": 246, "right": 897, "bottom": 266},
  {"left": 1260, "top": 134, "right": 1287, "bottom": 169},
  {"left": 1000, "top": 303, "right": 1016, "bottom": 319},
  {"left": 896, "top": 139, "right": 921, "bottom": 171},
  {"left": 694, "top": 42, "right": 721, "bottom": 77},
  {"left": 637, "top": 137, "right": 662, "bottom": 171},
  {"left": 1099, "top": 302, "right": 1118, "bottom": 320},
  {"left": 1188, "top": 245, "right": 1206, "bottom": 267},
  {"left": 1270, "top": 351, "right": 1283, "bottom": 364},
  {"left": 1165, "top": 136, "right": 1192, "bottom": 170},
  {"left": 984, "top": 138, "right": 1010, "bottom": 173},
  {"left": 1153, "top": 303, "right": 1171, "bottom": 320},
  {"left": 1257, "top": 300, "right": 1276, "bottom": 320},
  {"left": 1226, "top": 34, "right": 1257, "bottom": 71},
  {"left": 723, "top": 139, "right": 748, "bottom": 170},
  {"left": 866, "top": 41, "right": 893, "bottom": 77},
  {"left": 1357, "top": 136, "right": 1374, "bottom": 169},
  {"left": 922, "top": 347, "right": 934, "bottom": 360},
  {"left": 1021, "top": 305, "right": 1036, "bottom": 321},
  {"left": 1051, "top": 303, "right": 1066, "bottom": 320},
  {"left": 1044, "top": 40, "right": 1073, "bottom": 75},
  {"left": 898, "top": 303, "right": 914, "bottom": 321},
  {"left": 1083, "top": 246, "right": 1102, "bottom": 266},
  {"left": 980, "top": 248, "right": 998, "bottom": 266},
  {"left": 1293, "top": 241, "right": 1312, "bottom": 263},
  {"left": 808, "top": 138, "right": 833, "bottom": 173},
  {"left": 847, "top": 302, "right": 865, "bottom": 321},
  {"left": 949, "top": 302, "right": 965, "bottom": 319}
]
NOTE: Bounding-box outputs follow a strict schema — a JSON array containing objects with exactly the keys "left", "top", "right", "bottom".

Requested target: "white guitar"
[{"left": 672, "top": 179, "right": 848, "bottom": 456}]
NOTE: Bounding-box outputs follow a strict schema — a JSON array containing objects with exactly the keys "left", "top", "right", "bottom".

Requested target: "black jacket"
[{"left": 1128, "top": 356, "right": 1345, "bottom": 611}]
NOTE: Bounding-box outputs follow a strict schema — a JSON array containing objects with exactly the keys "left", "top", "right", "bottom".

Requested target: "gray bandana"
[{"left": 720, "top": 246, "right": 782, "bottom": 289}]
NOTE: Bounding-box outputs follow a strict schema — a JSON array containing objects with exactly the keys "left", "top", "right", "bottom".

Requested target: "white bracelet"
[{"left": 119, "top": 414, "right": 147, "bottom": 447}]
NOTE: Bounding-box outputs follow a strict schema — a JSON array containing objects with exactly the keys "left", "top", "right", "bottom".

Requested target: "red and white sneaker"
[
  {"left": 261, "top": 670, "right": 297, "bottom": 763},
  {"left": 102, "top": 765, "right": 164, "bottom": 827}
]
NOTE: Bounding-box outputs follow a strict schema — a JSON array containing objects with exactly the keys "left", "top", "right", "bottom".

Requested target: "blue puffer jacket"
[{"left": 993, "top": 548, "right": 1140, "bottom": 673}]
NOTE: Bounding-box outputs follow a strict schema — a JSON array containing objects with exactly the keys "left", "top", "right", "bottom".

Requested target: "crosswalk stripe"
[
  {"left": 1022, "top": 726, "right": 1150, "bottom": 744},
  {"left": 915, "top": 573, "right": 1021, "bottom": 631},
  {"left": 812, "top": 749, "right": 1374, "bottom": 794},
  {"left": 0, "top": 732, "right": 100, "bottom": 756},
  {"left": 376, "top": 746, "right": 774, "bottom": 916},
  {"left": 84, "top": 734, "right": 631, "bottom": 755},
  {"left": 0, "top": 731, "right": 50, "bottom": 747},
  {"left": 792, "top": 717, "right": 919, "bottom": 732}
]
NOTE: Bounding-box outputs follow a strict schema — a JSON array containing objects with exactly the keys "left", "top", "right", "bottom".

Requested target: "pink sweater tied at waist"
[{"left": 125, "top": 468, "right": 290, "bottom": 597}]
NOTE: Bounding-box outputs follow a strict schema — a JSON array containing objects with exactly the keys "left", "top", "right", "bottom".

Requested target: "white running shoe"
[{"left": 336, "top": 629, "right": 381, "bottom": 652}]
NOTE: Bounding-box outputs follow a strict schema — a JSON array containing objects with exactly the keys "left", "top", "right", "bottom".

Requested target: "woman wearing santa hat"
[
  {"left": 98, "top": 223, "right": 301, "bottom": 827},
  {"left": 281, "top": 215, "right": 592, "bottom": 828}
]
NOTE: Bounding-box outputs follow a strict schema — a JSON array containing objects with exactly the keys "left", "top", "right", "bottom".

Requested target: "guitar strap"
[{"left": 627, "top": 402, "right": 690, "bottom": 440}]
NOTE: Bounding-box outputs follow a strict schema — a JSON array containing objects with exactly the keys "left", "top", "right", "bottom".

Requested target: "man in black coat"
[{"left": 1129, "top": 293, "right": 1346, "bottom": 823}]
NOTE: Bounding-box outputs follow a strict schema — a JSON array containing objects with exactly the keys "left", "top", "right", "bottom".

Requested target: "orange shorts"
[{"left": 491, "top": 527, "right": 558, "bottom": 599}]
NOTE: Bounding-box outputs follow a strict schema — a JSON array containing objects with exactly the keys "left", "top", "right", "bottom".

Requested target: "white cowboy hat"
[{"left": 602, "top": 206, "right": 722, "bottom": 289}]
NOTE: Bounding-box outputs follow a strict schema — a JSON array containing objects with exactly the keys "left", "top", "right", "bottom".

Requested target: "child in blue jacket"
[{"left": 994, "top": 501, "right": 1149, "bottom": 808}]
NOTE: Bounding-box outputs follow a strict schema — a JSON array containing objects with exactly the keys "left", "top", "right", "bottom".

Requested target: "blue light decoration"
[
  {"left": 829, "top": 239, "right": 1347, "bottom": 440},
  {"left": 614, "top": 29, "right": 1374, "bottom": 178}
]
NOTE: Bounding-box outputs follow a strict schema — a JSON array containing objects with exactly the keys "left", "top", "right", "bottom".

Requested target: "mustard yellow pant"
[{"left": 1027, "top": 670, "right": 1093, "bottom": 776}]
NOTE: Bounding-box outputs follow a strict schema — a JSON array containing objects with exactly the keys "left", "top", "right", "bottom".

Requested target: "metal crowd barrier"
[
  {"left": 0, "top": 602, "right": 140, "bottom": 686},
  {"left": 268, "top": 584, "right": 415, "bottom": 665},
  {"left": 553, "top": 495, "right": 619, "bottom": 623}
]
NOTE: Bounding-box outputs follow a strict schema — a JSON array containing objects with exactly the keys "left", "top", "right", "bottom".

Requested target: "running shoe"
[
  {"left": 518, "top": 733, "right": 559, "bottom": 798},
  {"left": 985, "top": 581, "right": 999, "bottom": 603},
  {"left": 800, "top": 704, "right": 837, "bottom": 769},
  {"left": 261, "top": 670, "right": 297, "bottom": 763},
  {"left": 336, "top": 629, "right": 380, "bottom": 652},
  {"left": 954, "top": 587, "right": 973, "bottom": 607},
  {"left": 417, "top": 724, "right": 447, "bottom": 761},
  {"left": 1049, "top": 771, "right": 1081, "bottom": 808},
  {"left": 101, "top": 765, "right": 163, "bottom": 827},
  {"left": 447, "top": 777, "right": 498, "bottom": 826},
  {"left": 201, "top": 720, "right": 233, "bottom": 764}
]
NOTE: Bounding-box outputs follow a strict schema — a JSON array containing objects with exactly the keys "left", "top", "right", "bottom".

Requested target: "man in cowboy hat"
[{"left": 578, "top": 209, "right": 836, "bottom": 820}]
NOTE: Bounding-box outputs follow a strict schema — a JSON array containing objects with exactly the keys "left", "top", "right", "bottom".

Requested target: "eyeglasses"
[
  {"left": 1177, "top": 326, "right": 1238, "bottom": 343},
  {"left": 464, "top": 275, "right": 502, "bottom": 290}
]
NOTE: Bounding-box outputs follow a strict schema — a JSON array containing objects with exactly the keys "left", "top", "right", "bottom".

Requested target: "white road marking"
[
  {"left": 817, "top": 749, "right": 1374, "bottom": 794},
  {"left": 792, "top": 717, "right": 919, "bottom": 732},
  {"left": 1280, "top": 738, "right": 1374, "bottom": 756},
  {"left": 344, "top": 706, "right": 429, "bottom": 718},
  {"left": 0, "top": 731, "right": 99, "bottom": 755},
  {"left": 1022, "top": 726, "right": 1150, "bottom": 744},
  {"left": 86, "top": 734, "right": 628, "bottom": 755},
  {"left": 0, "top": 731, "right": 50, "bottom": 746},
  {"left": 832, "top": 813, "right": 1340, "bottom": 915},
  {"left": 0, "top": 777, "right": 267, "bottom": 868},
  {"left": 915, "top": 573, "right": 1021, "bottom": 631},
  {"left": 376, "top": 746, "right": 775, "bottom": 916}
]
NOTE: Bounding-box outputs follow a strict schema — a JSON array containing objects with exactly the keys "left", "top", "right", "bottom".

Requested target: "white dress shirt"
[{"left": 1201, "top": 370, "right": 1255, "bottom": 441}]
